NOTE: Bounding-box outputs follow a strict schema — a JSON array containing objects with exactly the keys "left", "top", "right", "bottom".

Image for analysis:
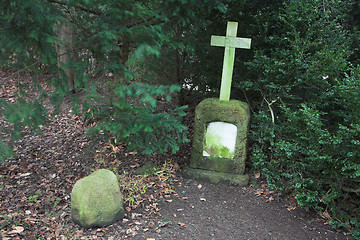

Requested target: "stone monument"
[{"left": 183, "top": 22, "right": 251, "bottom": 186}]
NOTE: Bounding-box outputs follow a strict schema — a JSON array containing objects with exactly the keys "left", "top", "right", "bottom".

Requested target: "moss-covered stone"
[
  {"left": 182, "top": 167, "right": 249, "bottom": 186},
  {"left": 71, "top": 169, "right": 124, "bottom": 228},
  {"left": 133, "top": 162, "right": 160, "bottom": 175},
  {"left": 190, "top": 98, "right": 250, "bottom": 175},
  {"left": 191, "top": 156, "right": 235, "bottom": 173}
]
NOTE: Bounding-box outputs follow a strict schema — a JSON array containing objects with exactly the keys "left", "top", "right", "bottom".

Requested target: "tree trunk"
[
  {"left": 58, "top": 22, "right": 76, "bottom": 92},
  {"left": 121, "top": 36, "right": 130, "bottom": 65}
]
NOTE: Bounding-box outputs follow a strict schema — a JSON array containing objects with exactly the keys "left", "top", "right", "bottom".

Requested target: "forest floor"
[{"left": 0, "top": 70, "right": 354, "bottom": 239}]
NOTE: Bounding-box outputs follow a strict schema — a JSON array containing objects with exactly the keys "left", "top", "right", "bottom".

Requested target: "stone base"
[{"left": 182, "top": 167, "right": 249, "bottom": 186}]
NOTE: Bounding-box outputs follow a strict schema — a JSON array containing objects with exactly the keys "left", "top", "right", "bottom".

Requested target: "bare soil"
[{"left": 0, "top": 71, "right": 353, "bottom": 239}]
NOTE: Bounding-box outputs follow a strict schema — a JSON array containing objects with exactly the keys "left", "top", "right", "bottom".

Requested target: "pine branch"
[{"left": 47, "top": 0, "right": 102, "bottom": 16}]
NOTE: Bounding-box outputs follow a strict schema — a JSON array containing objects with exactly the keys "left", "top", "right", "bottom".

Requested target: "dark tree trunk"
[{"left": 58, "top": 22, "right": 76, "bottom": 92}]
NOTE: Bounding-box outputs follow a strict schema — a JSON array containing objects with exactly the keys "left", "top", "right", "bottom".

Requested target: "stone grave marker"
[{"left": 183, "top": 22, "right": 251, "bottom": 186}]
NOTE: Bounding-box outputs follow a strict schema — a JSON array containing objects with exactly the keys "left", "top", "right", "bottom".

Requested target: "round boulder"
[{"left": 71, "top": 169, "right": 124, "bottom": 228}]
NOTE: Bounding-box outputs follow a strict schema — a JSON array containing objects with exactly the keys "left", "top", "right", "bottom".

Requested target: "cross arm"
[{"left": 211, "top": 36, "right": 251, "bottom": 49}]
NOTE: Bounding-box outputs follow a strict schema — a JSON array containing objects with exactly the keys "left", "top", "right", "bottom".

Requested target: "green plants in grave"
[
  {"left": 153, "top": 160, "right": 178, "bottom": 193},
  {"left": 159, "top": 220, "right": 173, "bottom": 226},
  {"left": 52, "top": 197, "right": 61, "bottom": 209},
  {"left": 118, "top": 161, "right": 177, "bottom": 207},
  {"left": 203, "top": 122, "right": 235, "bottom": 159},
  {"left": 28, "top": 191, "right": 41, "bottom": 203},
  {"left": 204, "top": 144, "right": 232, "bottom": 159},
  {"left": 118, "top": 174, "right": 149, "bottom": 207}
]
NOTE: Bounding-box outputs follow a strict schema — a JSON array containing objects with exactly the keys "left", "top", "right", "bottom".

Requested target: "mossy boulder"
[{"left": 71, "top": 169, "right": 124, "bottom": 228}]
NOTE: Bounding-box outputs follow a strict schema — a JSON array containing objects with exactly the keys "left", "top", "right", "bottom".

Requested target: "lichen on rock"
[{"left": 71, "top": 169, "right": 124, "bottom": 228}]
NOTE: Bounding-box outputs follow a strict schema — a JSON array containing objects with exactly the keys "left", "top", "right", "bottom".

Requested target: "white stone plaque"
[{"left": 203, "top": 121, "right": 237, "bottom": 158}]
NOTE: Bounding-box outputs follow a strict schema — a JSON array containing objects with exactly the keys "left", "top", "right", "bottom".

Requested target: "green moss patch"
[
  {"left": 182, "top": 167, "right": 249, "bottom": 186},
  {"left": 71, "top": 169, "right": 124, "bottom": 228}
]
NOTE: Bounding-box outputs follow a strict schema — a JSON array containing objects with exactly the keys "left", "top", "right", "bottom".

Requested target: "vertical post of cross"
[{"left": 211, "top": 22, "right": 251, "bottom": 101}]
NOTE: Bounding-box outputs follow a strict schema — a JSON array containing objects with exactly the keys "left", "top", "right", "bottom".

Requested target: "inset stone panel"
[
  {"left": 190, "top": 98, "right": 250, "bottom": 175},
  {"left": 203, "top": 122, "right": 237, "bottom": 159}
]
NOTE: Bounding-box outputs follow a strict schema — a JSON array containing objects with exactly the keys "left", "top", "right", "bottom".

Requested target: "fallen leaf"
[
  {"left": 178, "top": 222, "right": 185, "bottom": 227},
  {"left": 158, "top": 221, "right": 168, "bottom": 227},
  {"left": 7, "top": 226, "right": 24, "bottom": 235},
  {"left": 182, "top": 197, "right": 189, "bottom": 200},
  {"left": 254, "top": 172, "right": 261, "bottom": 179},
  {"left": 320, "top": 210, "right": 331, "bottom": 219},
  {"left": 42, "top": 218, "right": 50, "bottom": 224},
  {"left": 19, "top": 173, "right": 32, "bottom": 177},
  {"left": 197, "top": 184, "right": 202, "bottom": 189},
  {"left": 287, "top": 205, "right": 296, "bottom": 211},
  {"left": 125, "top": 207, "right": 131, "bottom": 212},
  {"left": 165, "top": 199, "right": 173, "bottom": 203}
]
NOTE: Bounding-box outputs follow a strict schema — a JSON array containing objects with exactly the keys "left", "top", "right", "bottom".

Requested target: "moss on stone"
[
  {"left": 182, "top": 167, "right": 249, "bottom": 186},
  {"left": 190, "top": 98, "right": 250, "bottom": 175},
  {"left": 71, "top": 169, "right": 124, "bottom": 228},
  {"left": 190, "top": 156, "right": 235, "bottom": 173}
]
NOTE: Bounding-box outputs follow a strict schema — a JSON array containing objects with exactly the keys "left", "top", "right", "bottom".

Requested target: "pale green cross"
[{"left": 211, "top": 21, "right": 251, "bottom": 101}]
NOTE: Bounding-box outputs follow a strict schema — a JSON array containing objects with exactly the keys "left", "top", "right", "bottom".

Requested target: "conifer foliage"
[{"left": 0, "top": 0, "right": 212, "bottom": 156}]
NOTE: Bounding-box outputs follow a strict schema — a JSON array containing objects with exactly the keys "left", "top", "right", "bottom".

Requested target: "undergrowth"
[{"left": 118, "top": 161, "right": 177, "bottom": 207}]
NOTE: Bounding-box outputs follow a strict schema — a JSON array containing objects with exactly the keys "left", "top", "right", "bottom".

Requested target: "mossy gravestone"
[
  {"left": 183, "top": 22, "right": 251, "bottom": 186},
  {"left": 71, "top": 169, "right": 124, "bottom": 228}
]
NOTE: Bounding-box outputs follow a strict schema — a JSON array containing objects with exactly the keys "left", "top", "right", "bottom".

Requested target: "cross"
[{"left": 211, "top": 21, "right": 251, "bottom": 101}]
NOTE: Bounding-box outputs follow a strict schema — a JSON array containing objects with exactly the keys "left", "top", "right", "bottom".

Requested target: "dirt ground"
[
  {"left": 133, "top": 179, "right": 349, "bottom": 240},
  {"left": 0, "top": 71, "right": 353, "bottom": 239}
]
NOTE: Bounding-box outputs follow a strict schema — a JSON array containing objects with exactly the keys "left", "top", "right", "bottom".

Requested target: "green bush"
[
  {"left": 84, "top": 82, "right": 188, "bottom": 154},
  {"left": 244, "top": 0, "right": 360, "bottom": 235},
  {"left": 0, "top": 0, "right": 199, "bottom": 159}
]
